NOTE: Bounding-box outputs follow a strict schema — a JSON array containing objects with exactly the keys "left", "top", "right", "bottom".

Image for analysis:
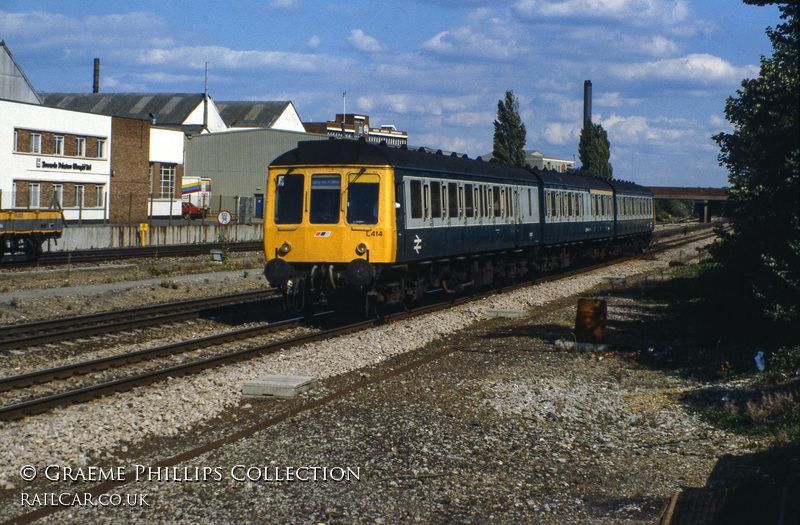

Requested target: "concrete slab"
[
  {"left": 486, "top": 309, "right": 527, "bottom": 319},
  {"left": 242, "top": 375, "right": 317, "bottom": 399},
  {"left": 602, "top": 276, "right": 627, "bottom": 288}
]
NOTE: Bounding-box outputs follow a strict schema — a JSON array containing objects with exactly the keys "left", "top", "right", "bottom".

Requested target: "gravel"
[{"left": 0, "top": 231, "right": 752, "bottom": 524}]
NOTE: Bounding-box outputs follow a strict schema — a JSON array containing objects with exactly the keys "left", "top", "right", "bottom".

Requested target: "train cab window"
[
  {"left": 409, "top": 180, "right": 423, "bottom": 219},
  {"left": 347, "top": 172, "right": 380, "bottom": 225},
  {"left": 464, "top": 184, "right": 474, "bottom": 218},
  {"left": 448, "top": 183, "right": 459, "bottom": 218},
  {"left": 274, "top": 173, "right": 304, "bottom": 224},
  {"left": 431, "top": 181, "right": 442, "bottom": 218},
  {"left": 310, "top": 174, "right": 341, "bottom": 224}
]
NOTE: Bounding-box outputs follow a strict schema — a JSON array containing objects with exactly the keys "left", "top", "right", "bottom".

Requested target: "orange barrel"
[{"left": 574, "top": 298, "right": 607, "bottom": 344}]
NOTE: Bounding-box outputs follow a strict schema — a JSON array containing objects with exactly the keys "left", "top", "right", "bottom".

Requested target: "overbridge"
[{"left": 647, "top": 187, "right": 728, "bottom": 222}]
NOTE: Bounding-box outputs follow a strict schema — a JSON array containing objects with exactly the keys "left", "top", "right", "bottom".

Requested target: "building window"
[
  {"left": 54, "top": 135, "right": 64, "bottom": 155},
  {"left": 160, "top": 164, "right": 176, "bottom": 199},
  {"left": 75, "top": 185, "right": 84, "bottom": 208},
  {"left": 53, "top": 184, "right": 63, "bottom": 209},
  {"left": 76, "top": 138, "right": 86, "bottom": 157},
  {"left": 31, "top": 134, "right": 41, "bottom": 154},
  {"left": 13, "top": 131, "right": 18, "bottom": 152},
  {"left": 97, "top": 139, "right": 106, "bottom": 158},
  {"left": 96, "top": 185, "right": 104, "bottom": 208},
  {"left": 30, "top": 183, "right": 40, "bottom": 208}
]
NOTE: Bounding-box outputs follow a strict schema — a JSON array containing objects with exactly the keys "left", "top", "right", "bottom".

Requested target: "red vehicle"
[{"left": 182, "top": 201, "right": 205, "bottom": 219}]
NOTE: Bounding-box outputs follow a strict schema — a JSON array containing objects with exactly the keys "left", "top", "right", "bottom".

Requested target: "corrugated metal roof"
[
  {"left": 39, "top": 92, "right": 205, "bottom": 125},
  {"left": 216, "top": 101, "right": 291, "bottom": 128},
  {"left": 0, "top": 40, "right": 42, "bottom": 105}
]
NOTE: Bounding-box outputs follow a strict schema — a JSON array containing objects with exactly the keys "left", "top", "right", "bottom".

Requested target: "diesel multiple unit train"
[
  {"left": 264, "top": 138, "right": 653, "bottom": 312},
  {"left": 0, "top": 209, "right": 64, "bottom": 261}
]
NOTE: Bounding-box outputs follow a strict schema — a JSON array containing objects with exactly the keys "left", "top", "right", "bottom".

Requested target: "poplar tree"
[
  {"left": 578, "top": 121, "right": 613, "bottom": 180},
  {"left": 493, "top": 91, "right": 527, "bottom": 167}
]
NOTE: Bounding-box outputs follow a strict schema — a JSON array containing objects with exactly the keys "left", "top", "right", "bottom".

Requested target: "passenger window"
[
  {"left": 347, "top": 172, "right": 379, "bottom": 225},
  {"left": 409, "top": 180, "right": 423, "bottom": 219},
  {"left": 448, "top": 182, "right": 459, "bottom": 218},
  {"left": 431, "top": 181, "right": 442, "bottom": 218},
  {"left": 493, "top": 186, "right": 501, "bottom": 217},
  {"left": 464, "top": 184, "right": 474, "bottom": 218},
  {"left": 528, "top": 189, "right": 532, "bottom": 216},
  {"left": 423, "top": 184, "right": 430, "bottom": 218},
  {"left": 310, "top": 174, "right": 341, "bottom": 224},
  {"left": 274, "top": 173, "right": 304, "bottom": 224}
]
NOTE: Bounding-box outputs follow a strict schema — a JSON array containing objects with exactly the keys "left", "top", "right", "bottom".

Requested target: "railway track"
[
  {"left": 0, "top": 241, "right": 263, "bottom": 269},
  {"left": 1, "top": 224, "right": 730, "bottom": 525},
  {"left": 0, "top": 292, "right": 475, "bottom": 421},
  {"left": 0, "top": 226, "right": 718, "bottom": 422},
  {"left": 0, "top": 289, "right": 278, "bottom": 351}
]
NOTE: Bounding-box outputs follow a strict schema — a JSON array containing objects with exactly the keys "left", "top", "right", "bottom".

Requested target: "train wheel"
[{"left": 23, "top": 237, "right": 43, "bottom": 262}]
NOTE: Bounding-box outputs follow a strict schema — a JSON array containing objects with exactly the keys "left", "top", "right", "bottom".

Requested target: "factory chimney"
[
  {"left": 583, "top": 80, "right": 592, "bottom": 127},
  {"left": 93, "top": 58, "right": 100, "bottom": 93}
]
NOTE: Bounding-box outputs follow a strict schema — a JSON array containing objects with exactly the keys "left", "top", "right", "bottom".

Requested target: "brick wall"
[{"left": 109, "top": 116, "right": 150, "bottom": 223}]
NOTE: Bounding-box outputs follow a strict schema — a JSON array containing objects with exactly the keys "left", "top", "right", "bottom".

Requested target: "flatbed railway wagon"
[{"left": 0, "top": 209, "right": 65, "bottom": 261}]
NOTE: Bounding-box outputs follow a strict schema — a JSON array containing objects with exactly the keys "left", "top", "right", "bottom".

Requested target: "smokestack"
[
  {"left": 583, "top": 80, "right": 592, "bottom": 127},
  {"left": 93, "top": 58, "right": 100, "bottom": 93}
]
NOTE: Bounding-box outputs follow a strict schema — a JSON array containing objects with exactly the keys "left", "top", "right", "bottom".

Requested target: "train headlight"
[
  {"left": 355, "top": 243, "right": 368, "bottom": 255},
  {"left": 278, "top": 242, "right": 292, "bottom": 255}
]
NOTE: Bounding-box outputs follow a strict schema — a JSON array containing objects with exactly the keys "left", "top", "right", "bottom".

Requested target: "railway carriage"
[
  {"left": 0, "top": 209, "right": 64, "bottom": 261},
  {"left": 608, "top": 179, "right": 654, "bottom": 244},
  {"left": 264, "top": 138, "right": 653, "bottom": 312}
]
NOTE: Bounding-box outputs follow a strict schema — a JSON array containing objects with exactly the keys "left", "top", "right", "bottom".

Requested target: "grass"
[{"left": 641, "top": 260, "right": 800, "bottom": 444}]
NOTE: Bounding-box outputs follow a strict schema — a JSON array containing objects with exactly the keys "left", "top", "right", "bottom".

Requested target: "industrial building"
[
  {"left": 304, "top": 114, "right": 408, "bottom": 146},
  {"left": 184, "top": 128, "right": 327, "bottom": 220}
]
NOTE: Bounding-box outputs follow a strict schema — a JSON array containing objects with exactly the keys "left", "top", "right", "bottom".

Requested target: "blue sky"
[{"left": 0, "top": 0, "right": 784, "bottom": 187}]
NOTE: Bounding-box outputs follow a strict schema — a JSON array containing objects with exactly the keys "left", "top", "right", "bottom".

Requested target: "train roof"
[
  {"left": 535, "top": 170, "right": 614, "bottom": 192},
  {"left": 606, "top": 179, "right": 653, "bottom": 196},
  {"left": 271, "top": 138, "right": 539, "bottom": 181},
  {"left": 271, "top": 139, "right": 652, "bottom": 195}
]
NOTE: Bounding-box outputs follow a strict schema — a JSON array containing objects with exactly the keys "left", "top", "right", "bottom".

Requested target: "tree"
[
  {"left": 493, "top": 91, "right": 527, "bottom": 167},
  {"left": 711, "top": 0, "right": 799, "bottom": 327},
  {"left": 578, "top": 121, "right": 613, "bottom": 180}
]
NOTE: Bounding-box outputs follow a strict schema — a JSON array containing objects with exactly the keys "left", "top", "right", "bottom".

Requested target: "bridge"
[{"left": 647, "top": 187, "right": 728, "bottom": 222}]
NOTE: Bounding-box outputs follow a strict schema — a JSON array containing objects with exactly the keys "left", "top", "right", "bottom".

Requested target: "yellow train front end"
[{"left": 263, "top": 161, "right": 397, "bottom": 311}]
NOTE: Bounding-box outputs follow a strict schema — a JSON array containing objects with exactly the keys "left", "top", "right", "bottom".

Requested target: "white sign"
[{"left": 217, "top": 210, "right": 232, "bottom": 225}]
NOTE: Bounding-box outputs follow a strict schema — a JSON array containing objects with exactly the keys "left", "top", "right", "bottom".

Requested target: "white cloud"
[
  {"left": 610, "top": 53, "right": 759, "bottom": 85},
  {"left": 421, "top": 8, "right": 529, "bottom": 60},
  {"left": 308, "top": 35, "right": 321, "bottom": 50},
  {"left": 0, "top": 10, "right": 173, "bottom": 49},
  {"left": 268, "top": 0, "right": 301, "bottom": 9},
  {"left": 137, "top": 45, "right": 352, "bottom": 73},
  {"left": 513, "top": 0, "right": 690, "bottom": 25},
  {"left": 543, "top": 122, "right": 580, "bottom": 145},
  {"left": 347, "top": 29, "right": 384, "bottom": 53},
  {"left": 445, "top": 111, "right": 495, "bottom": 127}
]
